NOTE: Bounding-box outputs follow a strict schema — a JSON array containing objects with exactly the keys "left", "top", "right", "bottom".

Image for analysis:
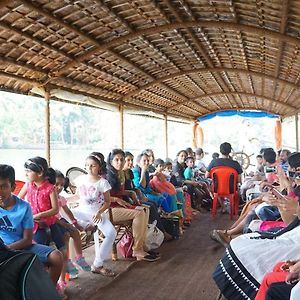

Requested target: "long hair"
[
  {"left": 106, "top": 149, "right": 125, "bottom": 190},
  {"left": 24, "top": 157, "right": 56, "bottom": 184}
]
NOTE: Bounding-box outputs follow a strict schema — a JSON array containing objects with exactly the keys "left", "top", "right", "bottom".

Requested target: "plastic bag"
[
  {"left": 144, "top": 221, "right": 164, "bottom": 251},
  {"left": 117, "top": 231, "right": 134, "bottom": 258}
]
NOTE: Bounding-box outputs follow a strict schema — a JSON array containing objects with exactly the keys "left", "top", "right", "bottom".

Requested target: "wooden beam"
[
  {"left": 44, "top": 91, "right": 50, "bottom": 164},
  {"left": 296, "top": 113, "right": 299, "bottom": 151},
  {"left": 272, "top": 0, "right": 289, "bottom": 99},
  {"left": 0, "top": 0, "right": 11, "bottom": 9},
  {"left": 123, "top": 68, "right": 300, "bottom": 99},
  {"left": 168, "top": 92, "right": 296, "bottom": 111},
  {"left": 51, "top": 21, "right": 300, "bottom": 77},
  {"left": 119, "top": 104, "right": 124, "bottom": 149},
  {"left": 164, "top": 114, "right": 169, "bottom": 158},
  {"left": 0, "top": 70, "right": 40, "bottom": 85}
]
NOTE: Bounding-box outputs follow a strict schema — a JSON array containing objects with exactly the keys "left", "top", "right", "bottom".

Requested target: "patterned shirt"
[
  {"left": 74, "top": 175, "right": 111, "bottom": 212},
  {"left": 26, "top": 180, "right": 57, "bottom": 226}
]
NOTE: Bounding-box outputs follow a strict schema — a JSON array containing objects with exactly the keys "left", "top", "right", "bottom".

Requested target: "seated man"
[
  {"left": 205, "top": 142, "right": 243, "bottom": 180},
  {"left": 205, "top": 142, "right": 243, "bottom": 213},
  {"left": 0, "top": 164, "right": 63, "bottom": 286}
]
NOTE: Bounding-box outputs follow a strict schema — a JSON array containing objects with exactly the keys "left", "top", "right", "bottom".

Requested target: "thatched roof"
[{"left": 1, "top": 0, "right": 300, "bottom": 120}]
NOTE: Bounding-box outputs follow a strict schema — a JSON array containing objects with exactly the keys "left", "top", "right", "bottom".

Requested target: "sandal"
[
  {"left": 209, "top": 230, "right": 231, "bottom": 247},
  {"left": 91, "top": 265, "right": 115, "bottom": 277}
]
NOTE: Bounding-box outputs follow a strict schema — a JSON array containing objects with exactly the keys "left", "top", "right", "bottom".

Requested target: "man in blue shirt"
[
  {"left": 279, "top": 149, "right": 291, "bottom": 174},
  {"left": 0, "top": 164, "right": 63, "bottom": 285}
]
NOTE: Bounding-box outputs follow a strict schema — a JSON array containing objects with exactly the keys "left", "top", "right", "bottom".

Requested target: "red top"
[{"left": 26, "top": 180, "right": 58, "bottom": 227}]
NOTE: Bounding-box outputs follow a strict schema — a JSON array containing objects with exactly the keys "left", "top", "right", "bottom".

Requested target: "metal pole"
[
  {"left": 164, "top": 114, "right": 169, "bottom": 158},
  {"left": 296, "top": 114, "right": 299, "bottom": 151},
  {"left": 119, "top": 104, "right": 124, "bottom": 149},
  {"left": 44, "top": 91, "right": 50, "bottom": 164}
]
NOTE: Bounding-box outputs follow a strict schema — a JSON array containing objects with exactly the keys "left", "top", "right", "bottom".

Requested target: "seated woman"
[
  {"left": 122, "top": 151, "right": 166, "bottom": 233},
  {"left": 132, "top": 153, "right": 177, "bottom": 215},
  {"left": 213, "top": 152, "right": 300, "bottom": 300},
  {"left": 173, "top": 150, "right": 210, "bottom": 210},
  {"left": 105, "top": 149, "right": 160, "bottom": 262}
]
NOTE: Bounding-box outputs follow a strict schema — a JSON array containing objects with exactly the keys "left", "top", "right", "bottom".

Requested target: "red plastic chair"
[
  {"left": 210, "top": 166, "right": 239, "bottom": 219},
  {"left": 14, "top": 180, "right": 25, "bottom": 196}
]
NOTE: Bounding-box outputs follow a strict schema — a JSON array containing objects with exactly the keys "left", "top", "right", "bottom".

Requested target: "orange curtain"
[
  {"left": 192, "top": 122, "right": 204, "bottom": 148},
  {"left": 275, "top": 119, "right": 282, "bottom": 150}
]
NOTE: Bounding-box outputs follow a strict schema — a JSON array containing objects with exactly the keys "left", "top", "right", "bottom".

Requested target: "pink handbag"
[{"left": 117, "top": 231, "right": 134, "bottom": 258}]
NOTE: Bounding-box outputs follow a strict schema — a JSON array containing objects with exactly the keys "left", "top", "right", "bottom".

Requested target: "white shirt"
[{"left": 74, "top": 175, "right": 111, "bottom": 212}]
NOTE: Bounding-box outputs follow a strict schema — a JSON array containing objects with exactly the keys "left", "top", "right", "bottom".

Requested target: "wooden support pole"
[
  {"left": 164, "top": 114, "right": 169, "bottom": 159},
  {"left": 44, "top": 91, "right": 51, "bottom": 164},
  {"left": 119, "top": 104, "right": 124, "bottom": 149},
  {"left": 296, "top": 114, "right": 299, "bottom": 152}
]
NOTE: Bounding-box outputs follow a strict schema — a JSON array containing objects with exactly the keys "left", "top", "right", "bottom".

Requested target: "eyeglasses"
[{"left": 288, "top": 171, "right": 300, "bottom": 179}]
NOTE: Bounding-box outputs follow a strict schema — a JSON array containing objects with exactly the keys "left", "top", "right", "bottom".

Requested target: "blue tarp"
[{"left": 198, "top": 110, "right": 279, "bottom": 122}]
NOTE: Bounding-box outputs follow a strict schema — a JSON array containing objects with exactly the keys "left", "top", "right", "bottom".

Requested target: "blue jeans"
[{"left": 257, "top": 205, "right": 280, "bottom": 221}]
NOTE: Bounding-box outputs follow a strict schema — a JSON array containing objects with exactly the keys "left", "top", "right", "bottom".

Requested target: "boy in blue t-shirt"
[
  {"left": 184, "top": 157, "right": 196, "bottom": 180},
  {"left": 0, "top": 164, "right": 63, "bottom": 285}
]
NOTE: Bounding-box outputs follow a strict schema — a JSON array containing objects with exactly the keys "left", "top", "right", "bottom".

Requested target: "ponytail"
[{"left": 46, "top": 168, "right": 56, "bottom": 184}]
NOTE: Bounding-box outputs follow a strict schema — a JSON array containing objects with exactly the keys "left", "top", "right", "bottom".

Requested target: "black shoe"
[
  {"left": 137, "top": 254, "right": 160, "bottom": 262},
  {"left": 147, "top": 250, "right": 160, "bottom": 257}
]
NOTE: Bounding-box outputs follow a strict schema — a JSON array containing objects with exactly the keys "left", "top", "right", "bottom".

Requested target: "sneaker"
[
  {"left": 76, "top": 257, "right": 91, "bottom": 272},
  {"left": 57, "top": 281, "right": 68, "bottom": 300},
  {"left": 66, "top": 260, "right": 79, "bottom": 277}
]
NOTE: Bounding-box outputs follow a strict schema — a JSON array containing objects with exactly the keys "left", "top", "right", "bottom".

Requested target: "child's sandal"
[{"left": 91, "top": 265, "right": 115, "bottom": 277}]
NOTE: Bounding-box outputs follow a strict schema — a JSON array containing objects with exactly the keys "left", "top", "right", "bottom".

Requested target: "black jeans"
[{"left": 266, "top": 282, "right": 294, "bottom": 300}]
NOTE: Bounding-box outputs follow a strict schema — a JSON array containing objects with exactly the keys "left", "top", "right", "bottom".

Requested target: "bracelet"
[{"left": 71, "top": 219, "right": 78, "bottom": 225}]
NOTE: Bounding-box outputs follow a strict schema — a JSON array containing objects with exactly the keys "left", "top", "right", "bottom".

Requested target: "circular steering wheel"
[{"left": 231, "top": 151, "right": 251, "bottom": 170}]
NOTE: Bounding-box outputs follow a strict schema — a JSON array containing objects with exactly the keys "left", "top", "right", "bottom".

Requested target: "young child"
[
  {"left": 67, "top": 152, "right": 116, "bottom": 276},
  {"left": 184, "top": 156, "right": 196, "bottom": 180},
  {"left": 55, "top": 170, "right": 90, "bottom": 279},
  {"left": 0, "top": 164, "right": 63, "bottom": 291},
  {"left": 18, "top": 157, "right": 68, "bottom": 298},
  {"left": 150, "top": 159, "right": 177, "bottom": 198},
  {"left": 194, "top": 148, "right": 207, "bottom": 175}
]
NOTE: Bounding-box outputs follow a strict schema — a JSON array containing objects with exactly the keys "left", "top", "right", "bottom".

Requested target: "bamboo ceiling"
[{"left": 1, "top": 0, "right": 300, "bottom": 120}]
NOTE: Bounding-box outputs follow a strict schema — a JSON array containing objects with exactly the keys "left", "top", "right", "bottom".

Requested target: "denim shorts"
[
  {"left": 34, "top": 223, "right": 65, "bottom": 250},
  {"left": 24, "top": 243, "right": 55, "bottom": 264},
  {"left": 58, "top": 218, "right": 77, "bottom": 234}
]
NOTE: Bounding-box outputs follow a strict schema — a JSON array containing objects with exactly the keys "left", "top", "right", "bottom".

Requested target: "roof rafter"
[
  {"left": 51, "top": 21, "right": 300, "bottom": 78},
  {"left": 18, "top": 0, "right": 189, "bottom": 104},
  {"left": 163, "top": 0, "right": 236, "bottom": 109},
  {"left": 124, "top": 68, "right": 300, "bottom": 99},
  {"left": 94, "top": 0, "right": 190, "bottom": 104},
  {"left": 168, "top": 92, "right": 295, "bottom": 111},
  {"left": 272, "top": 0, "right": 289, "bottom": 100}
]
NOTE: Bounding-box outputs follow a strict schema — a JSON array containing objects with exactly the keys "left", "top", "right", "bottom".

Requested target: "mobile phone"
[
  {"left": 271, "top": 188, "right": 287, "bottom": 200},
  {"left": 265, "top": 166, "right": 277, "bottom": 173}
]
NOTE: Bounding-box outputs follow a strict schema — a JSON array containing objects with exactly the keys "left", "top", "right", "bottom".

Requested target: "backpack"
[
  {"left": 0, "top": 242, "right": 60, "bottom": 300},
  {"left": 161, "top": 217, "right": 180, "bottom": 239}
]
